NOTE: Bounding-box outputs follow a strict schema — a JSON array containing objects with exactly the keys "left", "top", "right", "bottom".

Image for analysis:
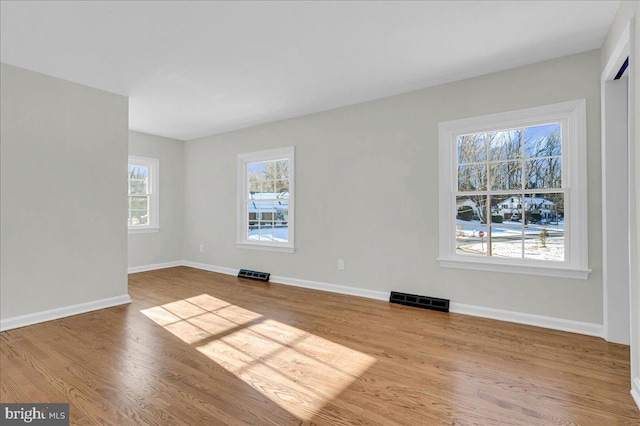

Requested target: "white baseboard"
[
  {"left": 270, "top": 274, "right": 389, "bottom": 301},
  {"left": 4, "top": 261, "right": 604, "bottom": 339},
  {"left": 181, "top": 261, "right": 389, "bottom": 300},
  {"left": 450, "top": 302, "right": 603, "bottom": 338},
  {"left": 0, "top": 294, "right": 131, "bottom": 332},
  {"left": 128, "top": 261, "right": 184, "bottom": 274},
  {"left": 132, "top": 260, "right": 604, "bottom": 338},
  {"left": 632, "top": 378, "right": 640, "bottom": 411},
  {"left": 181, "top": 260, "right": 239, "bottom": 276}
]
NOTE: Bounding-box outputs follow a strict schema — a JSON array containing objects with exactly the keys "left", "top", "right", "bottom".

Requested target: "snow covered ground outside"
[
  {"left": 458, "top": 238, "right": 564, "bottom": 261},
  {"left": 456, "top": 218, "right": 564, "bottom": 235},
  {"left": 456, "top": 219, "right": 564, "bottom": 261},
  {"left": 248, "top": 226, "right": 288, "bottom": 242}
]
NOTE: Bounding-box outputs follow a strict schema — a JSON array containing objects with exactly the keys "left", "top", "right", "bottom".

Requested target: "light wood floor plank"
[{"left": 1, "top": 266, "right": 638, "bottom": 425}]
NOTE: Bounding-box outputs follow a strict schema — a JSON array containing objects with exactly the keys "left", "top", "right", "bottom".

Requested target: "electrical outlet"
[
  {"left": 199, "top": 244, "right": 204, "bottom": 253},
  {"left": 338, "top": 259, "right": 345, "bottom": 270}
]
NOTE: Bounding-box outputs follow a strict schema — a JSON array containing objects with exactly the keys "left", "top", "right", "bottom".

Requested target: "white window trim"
[
  {"left": 437, "top": 100, "right": 591, "bottom": 279},
  {"left": 128, "top": 155, "right": 160, "bottom": 234},
  {"left": 236, "top": 146, "right": 295, "bottom": 253}
]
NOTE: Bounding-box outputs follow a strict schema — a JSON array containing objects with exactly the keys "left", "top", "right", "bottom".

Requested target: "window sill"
[
  {"left": 128, "top": 227, "right": 160, "bottom": 234},
  {"left": 236, "top": 242, "right": 295, "bottom": 253},
  {"left": 437, "top": 256, "right": 591, "bottom": 280}
]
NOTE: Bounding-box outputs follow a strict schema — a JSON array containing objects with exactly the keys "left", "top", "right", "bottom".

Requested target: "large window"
[
  {"left": 237, "top": 147, "right": 294, "bottom": 252},
  {"left": 438, "top": 100, "right": 590, "bottom": 279},
  {"left": 128, "top": 155, "right": 159, "bottom": 233}
]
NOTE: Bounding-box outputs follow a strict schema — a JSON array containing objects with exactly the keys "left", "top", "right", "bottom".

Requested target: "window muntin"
[
  {"left": 438, "top": 100, "right": 589, "bottom": 279},
  {"left": 237, "top": 147, "right": 294, "bottom": 252},
  {"left": 247, "top": 159, "right": 289, "bottom": 242},
  {"left": 128, "top": 164, "right": 149, "bottom": 226},
  {"left": 455, "top": 123, "right": 564, "bottom": 262},
  {"left": 128, "top": 156, "right": 159, "bottom": 233}
]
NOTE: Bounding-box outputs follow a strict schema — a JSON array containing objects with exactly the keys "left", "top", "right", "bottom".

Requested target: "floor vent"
[
  {"left": 238, "top": 269, "right": 270, "bottom": 282},
  {"left": 389, "top": 291, "right": 450, "bottom": 312}
]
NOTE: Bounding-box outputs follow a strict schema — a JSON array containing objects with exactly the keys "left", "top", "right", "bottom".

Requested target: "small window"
[
  {"left": 128, "top": 156, "right": 159, "bottom": 233},
  {"left": 438, "top": 100, "right": 590, "bottom": 279},
  {"left": 237, "top": 147, "right": 294, "bottom": 253}
]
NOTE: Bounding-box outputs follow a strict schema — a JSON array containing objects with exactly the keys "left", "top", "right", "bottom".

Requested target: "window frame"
[
  {"left": 128, "top": 155, "right": 160, "bottom": 234},
  {"left": 236, "top": 146, "right": 295, "bottom": 253},
  {"left": 438, "top": 100, "right": 590, "bottom": 279}
]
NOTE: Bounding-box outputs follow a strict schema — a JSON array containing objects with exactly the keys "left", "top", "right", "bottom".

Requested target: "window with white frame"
[
  {"left": 128, "top": 155, "right": 159, "bottom": 233},
  {"left": 237, "top": 147, "right": 294, "bottom": 252},
  {"left": 438, "top": 100, "right": 590, "bottom": 279}
]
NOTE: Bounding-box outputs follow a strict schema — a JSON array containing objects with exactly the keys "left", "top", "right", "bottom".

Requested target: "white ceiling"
[{"left": 0, "top": 1, "right": 619, "bottom": 141}]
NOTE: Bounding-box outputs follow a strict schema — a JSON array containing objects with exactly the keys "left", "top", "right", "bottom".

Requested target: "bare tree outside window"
[{"left": 455, "top": 123, "right": 564, "bottom": 261}]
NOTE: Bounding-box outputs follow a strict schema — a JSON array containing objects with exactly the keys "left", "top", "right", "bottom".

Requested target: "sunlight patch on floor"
[
  {"left": 141, "top": 294, "right": 376, "bottom": 420},
  {"left": 141, "top": 294, "right": 263, "bottom": 344}
]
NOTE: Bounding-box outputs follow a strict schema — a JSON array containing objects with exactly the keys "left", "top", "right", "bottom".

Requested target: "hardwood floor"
[{"left": 1, "top": 266, "right": 638, "bottom": 425}]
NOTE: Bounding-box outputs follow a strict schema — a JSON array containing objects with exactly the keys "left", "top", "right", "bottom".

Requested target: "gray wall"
[
  {"left": 183, "top": 50, "right": 603, "bottom": 324},
  {"left": 1, "top": 63, "right": 129, "bottom": 320},
  {"left": 128, "top": 131, "right": 184, "bottom": 268},
  {"left": 601, "top": 1, "right": 639, "bottom": 73}
]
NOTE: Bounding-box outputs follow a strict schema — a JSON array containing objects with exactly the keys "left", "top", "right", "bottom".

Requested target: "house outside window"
[
  {"left": 128, "top": 155, "right": 159, "bottom": 233},
  {"left": 438, "top": 100, "right": 590, "bottom": 279},
  {"left": 237, "top": 147, "right": 294, "bottom": 253}
]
